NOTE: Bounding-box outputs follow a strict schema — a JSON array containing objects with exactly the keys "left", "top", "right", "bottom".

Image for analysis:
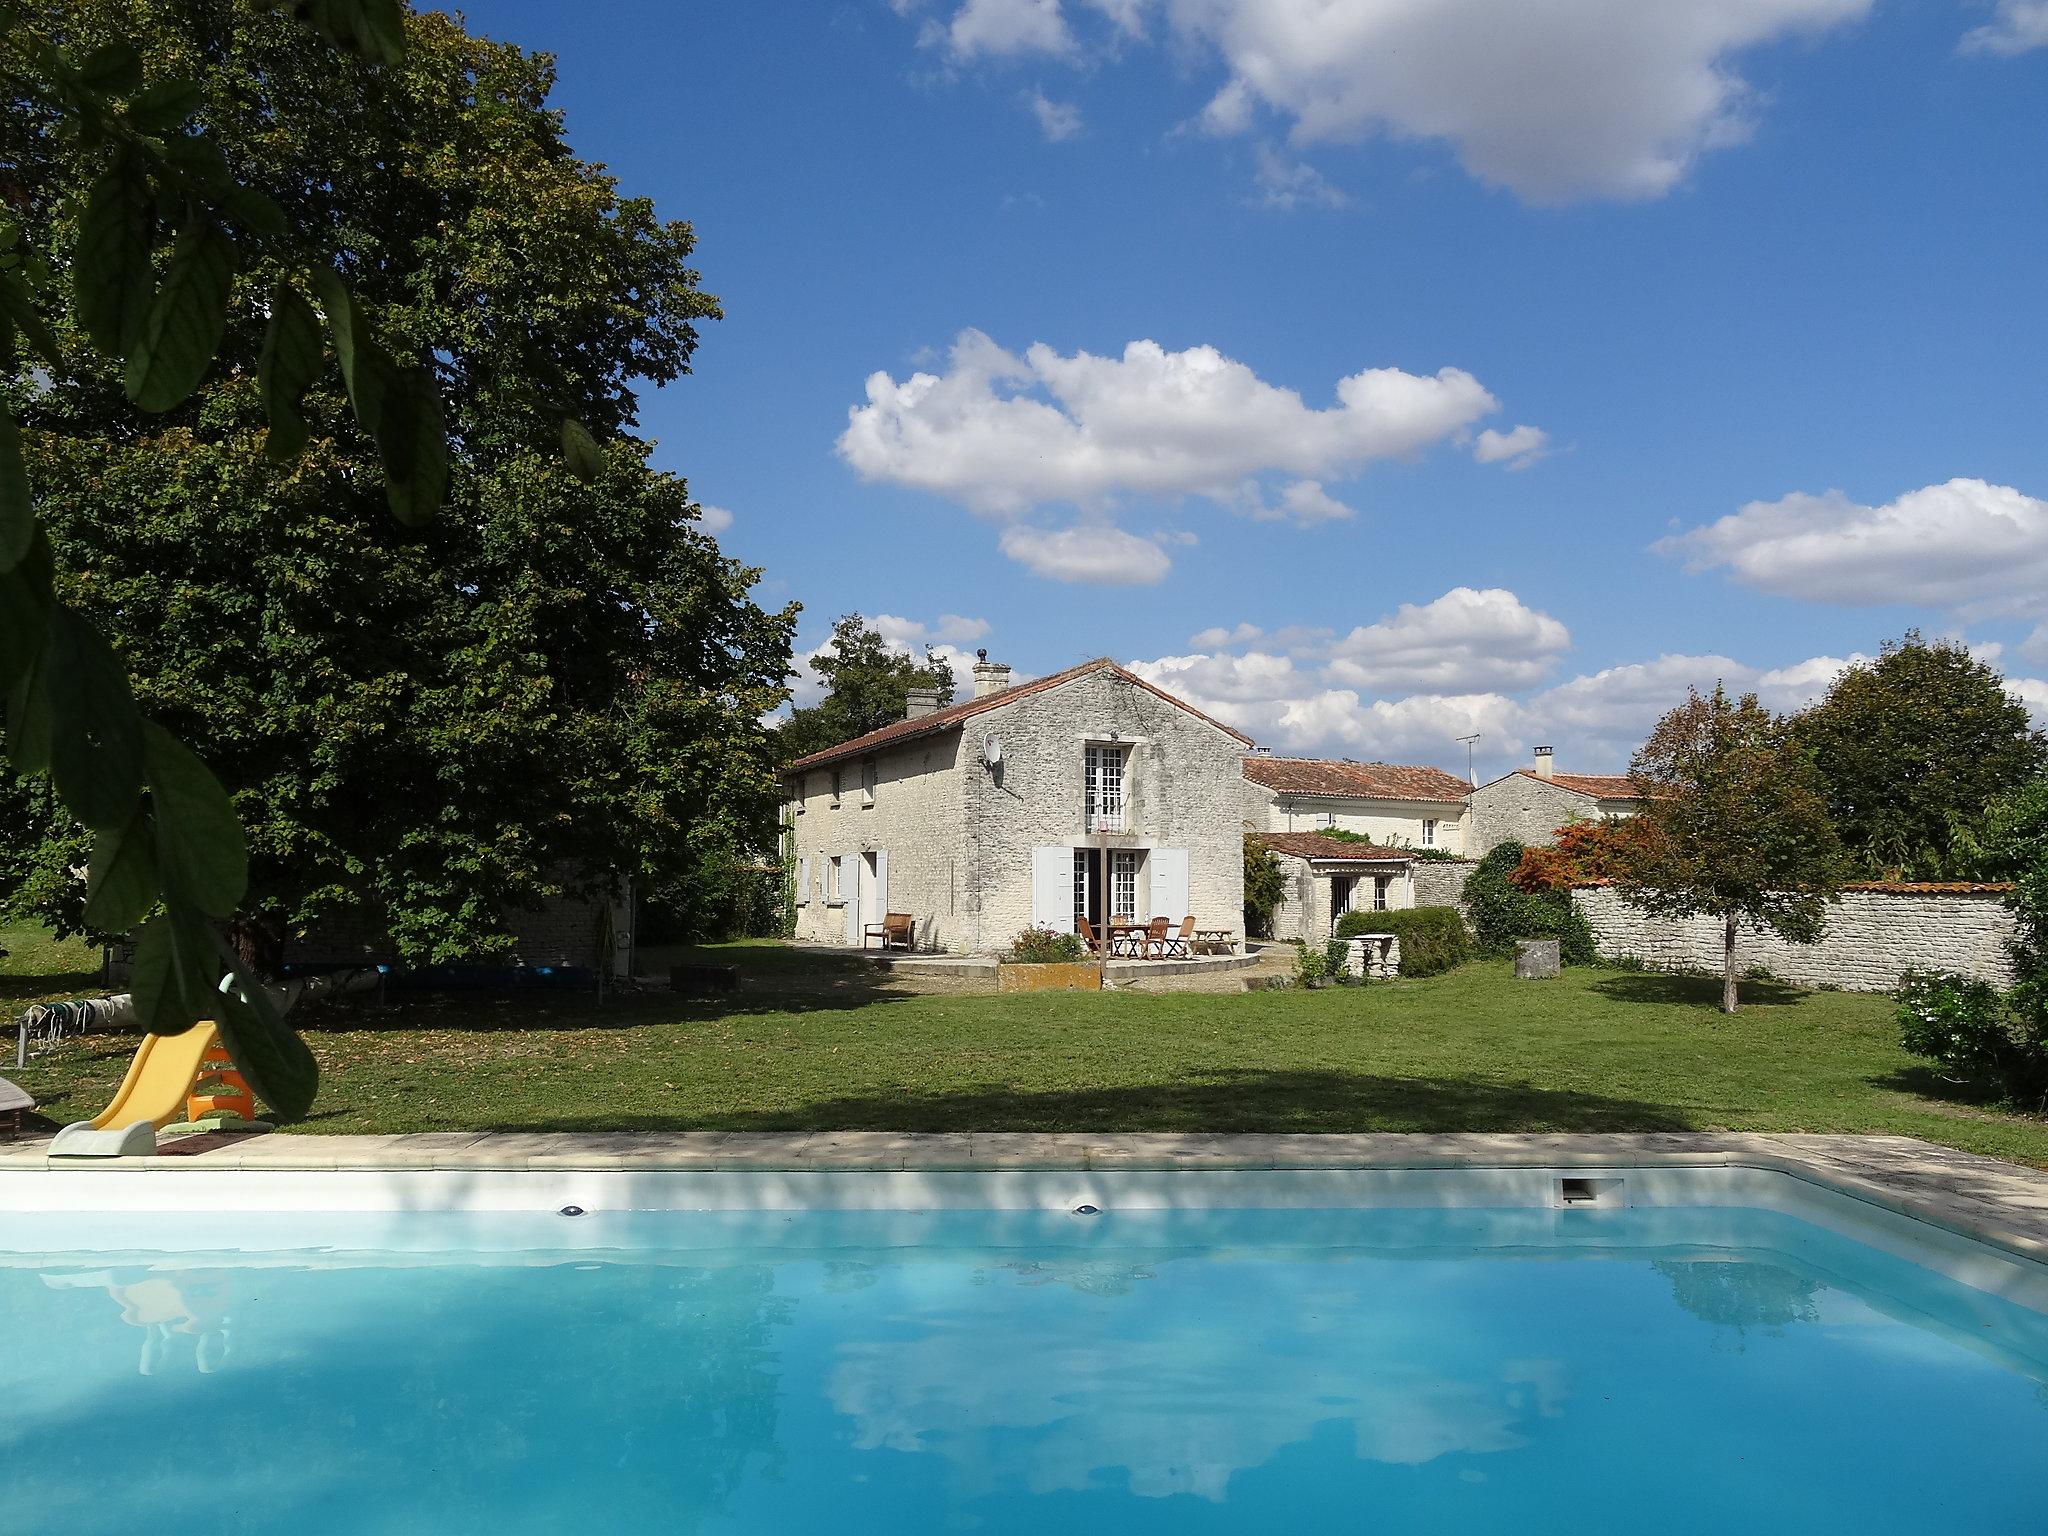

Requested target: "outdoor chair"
[
  {"left": 1076, "top": 916, "right": 1105, "bottom": 957},
  {"left": 863, "top": 912, "right": 916, "bottom": 951},
  {"left": 1142, "top": 916, "right": 1170, "bottom": 958},
  {"left": 1162, "top": 916, "right": 1195, "bottom": 958}
]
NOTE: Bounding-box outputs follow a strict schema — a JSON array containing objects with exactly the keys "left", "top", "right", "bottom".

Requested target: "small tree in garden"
[
  {"left": 1512, "top": 818, "right": 1651, "bottom": 894},
  {"left": 1243, "top": 836, "right": 1286, "bottom": 938},
  {"left": 1618, "top": 686, "right": 1848, "bottom": 1013}
]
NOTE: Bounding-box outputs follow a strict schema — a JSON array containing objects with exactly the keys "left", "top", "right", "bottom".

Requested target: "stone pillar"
[{"left": 1515, "top": 938, "right": 1560, "bottom": 979}]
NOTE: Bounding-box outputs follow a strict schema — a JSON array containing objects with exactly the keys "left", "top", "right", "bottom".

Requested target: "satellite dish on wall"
[{"left": 982, "top": 732, "right": 1003, "bottom": 768}]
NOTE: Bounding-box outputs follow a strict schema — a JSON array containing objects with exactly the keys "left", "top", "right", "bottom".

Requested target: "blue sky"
[{"left": 449, "top": 0, "right": 2048, "bottom": 775}]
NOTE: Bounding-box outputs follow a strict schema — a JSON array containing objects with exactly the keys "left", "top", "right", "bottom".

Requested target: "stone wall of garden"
[
  {"left": 1571, "top": 883, "right": 2017, "bottom": 992},
  {"left": 1412, "top": 860, "right": 1476, "bottom": 913}
]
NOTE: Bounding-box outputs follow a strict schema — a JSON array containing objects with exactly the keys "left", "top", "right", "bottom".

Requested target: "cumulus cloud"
[
  {"left": 1252, "top": 143, "right": 1348, "bottom": 209},
  {"left": 1000, "top": 522, "right": 1172, "bottom": 584},
  {"left": 1025, "top": 88, "right": 1083, "bottom": 140},
  {"left": 1960, "top": 0, "right": 2048, "bottom": 54},
  {"left": 839, "top": 329, "right": 1506, "bottom": 516},
  {"left": 1325, "top": 587, "right": 1572, "bottom": 693},
  {"left": 899, "top": 0, "right": 1872, "bottom": 204},
  {"left": 694, "top": 502, "right": 734, "bottom": 533},
  {"left": 1473, "top": 425, "right": 1550, "bottom": 470},
  {"left": 1656, "top": 478, "right": 2048, "bottom": 616}
]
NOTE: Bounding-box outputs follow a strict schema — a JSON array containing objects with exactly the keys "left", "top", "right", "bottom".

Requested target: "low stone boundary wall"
[
  {"left": 1413, "top": 860, "right": 1475, "bottom": 913},
  {"left": 1572, "top": 883, "right": 2016, "bottom": 993}
]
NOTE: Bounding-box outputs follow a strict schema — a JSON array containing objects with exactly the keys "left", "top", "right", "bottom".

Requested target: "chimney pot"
[
  {"left": 971, "top": 657, "right": 1012, "bottom": 699},
  {"left": 1533, "top": 746, "right": 1554, "bottom": 781}
]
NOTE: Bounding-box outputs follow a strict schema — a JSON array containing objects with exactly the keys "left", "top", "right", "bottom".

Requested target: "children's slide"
[{"left": 48, "top": 1022, "right": 222, "bottom": 1158}]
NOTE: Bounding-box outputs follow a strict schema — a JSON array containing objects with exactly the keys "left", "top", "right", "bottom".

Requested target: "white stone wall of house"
[
  {"left": 787, "top": 734, "right": 969, "bottom": 952},
  {"left": 1263, "top": 794, "right": 1469, "bottom": 854},
  {"left": 1268, "top": 857, "right": 1414, "bottom": 943},
  {"left": 1572, "top": 885, "right": 2018, "bottom": 992},
  {"left": 1466, "top": 776, "right": 1598, "bottom": 857},
  {"left": 962, "top": 669, "right": 1247, "bottom": 953}
]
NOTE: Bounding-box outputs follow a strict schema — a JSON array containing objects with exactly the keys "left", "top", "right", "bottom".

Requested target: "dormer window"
[{"left": 1085, "top": 744, "right": 1126, "bottom": 832}]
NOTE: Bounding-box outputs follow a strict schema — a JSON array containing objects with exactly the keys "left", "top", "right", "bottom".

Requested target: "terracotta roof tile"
[
  {"left": 1243, "top": 755, "right": 1472, "bottom": 803},
  {"left": 782, "top": 658, "right": 1252, "bottom": 775},
  {"left": 1253, "top": 832, "right": 1414, "bottom": 863},
  {"left": 1506, "top": 768, "right": 1640, "bottom": 799}
]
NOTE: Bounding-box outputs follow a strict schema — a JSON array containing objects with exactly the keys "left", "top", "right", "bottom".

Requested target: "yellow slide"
[
  {"left": 89, "top": 1022, "right": 220, "bottom": 1130},
  {"left": 49, "top": 1023, "right": 221, "bottom": 1157}
]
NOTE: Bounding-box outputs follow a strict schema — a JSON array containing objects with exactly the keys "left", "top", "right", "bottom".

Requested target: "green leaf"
[
  {"left": 298, "top": 0, "right": 407, "bottom": 66},
  {"left": 143, "top": 719, "right": 248, "bottom": 918},
  {"left": 258, "top": 282, "right": 323, "bottom": 461},
  {"left": 130, "top": 906, "right": 217, "bottom": 1036},
  {"left": 0, "top": 266, "right": 61, "bottom": 368},
  {"left": 561, "top": 417, "right": 603, "bottom": 481},
  {"left": 161, "top": 132, "right": 233, "bottom": 189},
  {"left": 74, "top": 155, "right": 155, "bottom": 359},
  {"left": 0, "top": 526, "right": 52, "bottom": 693},
  {"left": 76, "top": 42, "right": 143, "bottom": 96},
  {"left": 44, "top": 604, "right": 144, "bottom": 831},
  {"left": 125, "top": 75, "right": 204, "bottom": 133},
  {"left": 311, "top": 269, "right": 383, "bottom": 427},
  {"left": 214, "top": 966, "right": 320, "bottom": 1121},
  {"left": 84, "top": 806, "right": 160, "bottom": 932},
  {"left": 0, "top": 404, "right": 28, "bottom": 572},
  {"left": 123, "top": 219, "right": 236, "bottom": 412},
  {"left": 374, "top": 363, "right": 448, "bottom": 526},
  {"left": 225, "top": 185, "right": 289, "bottom": 238}
]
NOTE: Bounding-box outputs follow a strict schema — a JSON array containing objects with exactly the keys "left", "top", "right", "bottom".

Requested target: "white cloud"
[
  {"left": 789, "top": 612, "right": 999, "bottom": 709},
  {"left": 1325, "top": 587, "right": 1570, "bottom": 693},
  {"left": 1025, "top": 88, "right": 1084, "bottom": 140},
  {"left": 1190, "top": 621, "right": 1264, "bottom": 648},
  {"left": 943, "top": 0, "right": 1075, "bottom": 57},
  {"left": 903, "top": 0, "right": 1872, "bottom": 204},
  {"left": 694, "top": 502, "right": 734, "bottom": 533},
  {"left": 2021, "top": 625, "right": 2048, "bottom": 666},
  {"left": 2010, "top": 675, "right": 2048, "bottom": 726},
  {"left": 839, "top": 329, "right": 1506, "bottom": 516},
  {"left": 1473, "top": 424, "right": 1550, "bottom": 470},
  {"left": 1657, "top": 478, "right": 2048, "bottom": 616},
  {"left": 1252, "top": 143, "right": 1348, "bottom": 209},
  {"left": 1960, "top": 0, "right": 2048, "bottom": 54},
  {"left": 1000, "top": 522, "right": 1172, "bottom": 584}
]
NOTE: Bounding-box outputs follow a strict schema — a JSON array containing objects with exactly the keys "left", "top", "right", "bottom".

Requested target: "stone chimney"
[
  {"left": 1532, "top": 745, "right": 1555, "bottom": 781},
  {"left": 903, "top": 686, "right": 941, "bottom": 720},
  {"left": 971, "top": 648, "right": 1012, "bottom": 699}
]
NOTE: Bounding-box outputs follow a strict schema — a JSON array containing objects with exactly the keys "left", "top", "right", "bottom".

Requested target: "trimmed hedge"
[{"left": 1334, "top": 905, "right": 1472, "bottom": 977}]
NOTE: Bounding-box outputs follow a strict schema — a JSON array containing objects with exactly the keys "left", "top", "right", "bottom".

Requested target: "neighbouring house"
[
  {"left": 1466, "top": 747, "right": 1644, "bottom": 857},
  {"left": 1252, "top": 832, "right": 1415, "bottom": 943},
  {"left": 783, "top": 656, "right": 1251, "bottom": 954},
  {"left": 1241, "top": 755, "right": 1472, "bottom": 854}
]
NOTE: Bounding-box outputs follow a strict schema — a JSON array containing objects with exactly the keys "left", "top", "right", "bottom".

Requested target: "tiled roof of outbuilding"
[
  {"left": 782, "top": 657, "right": 1253, "bottom": 774},
  {"left": 1243, "top": 755, "right": 1472, "bottom": 803},
  {"left": 1252, "top": 832, "right": 1414, "bottom": 863}
]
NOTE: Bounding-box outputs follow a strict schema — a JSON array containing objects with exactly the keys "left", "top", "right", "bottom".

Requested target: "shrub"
[
  {"left": 1896, "top": 969, "right": 2043, "bottom": 1098},
  {"left": 1325, "top": 937, "right": 1351, "bottom": 979},
  {"left": 1294, "top": 942, "right": 1330, "bottom": 986},
  {"left": 1335, "top": 905, "right": 1472, "bottom": 977},
  {"left": 1009, "top": 927, "right": 1086, "bottom": 964},
  {"left": 1465, "top": 840, "right": 1597, "bottom": 964},
  {"left": 1244, "top": 837, "right": 1286, "bottom": 939}
]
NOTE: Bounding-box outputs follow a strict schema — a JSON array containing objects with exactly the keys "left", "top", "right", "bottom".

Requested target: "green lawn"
[
  {"left": 9, "top": 940, "right": 2047, "bottom": 1165},
  {"left": 0, "top": 921, "right": 105, "bottom": 1009}
]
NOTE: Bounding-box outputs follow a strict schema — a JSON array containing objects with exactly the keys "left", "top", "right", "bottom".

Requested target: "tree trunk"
[
  {"left": 228, "top": 914, "right": 285, "bottom": 982},
  {"left": 1721, "top": 913, "right": 1739, "bottom": 1014}
]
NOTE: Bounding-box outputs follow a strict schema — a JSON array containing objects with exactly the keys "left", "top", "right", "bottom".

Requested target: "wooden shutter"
[
  {"left": 1150, "top": 847, "right": 1190, "bottom": 921},
  {"left": 1030, "top": 846, "right": 1072, "bottom": 931},
  {"left": 796, "top": 856, "right": 809, "bottom": 905},
  {"left": 874, "top": 849, "right": 890, "bottom": 918}
]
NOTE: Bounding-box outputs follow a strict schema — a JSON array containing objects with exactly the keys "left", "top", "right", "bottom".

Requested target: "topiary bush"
[{"left": 1335, "top": 905, "right": 1472, "bottom": 977}]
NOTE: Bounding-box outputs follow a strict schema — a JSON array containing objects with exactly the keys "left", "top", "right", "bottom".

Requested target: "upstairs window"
[
  {"left": 1085, "top": 744, "right": 1126, "bottom": 832},
  {"left": 860, "top": 758, "right": 877, "bottom": 807},
  {"left": 1422, "top": 818, "right": 1438, "bottom": 847},
  {"left": 830, "top": 769, "right": 843, "bottom": 809}
]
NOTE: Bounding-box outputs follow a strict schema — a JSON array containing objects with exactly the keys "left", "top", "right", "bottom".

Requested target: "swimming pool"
[{"left": 3, "top": 1166, "right": 2044, "bottom": 1535}]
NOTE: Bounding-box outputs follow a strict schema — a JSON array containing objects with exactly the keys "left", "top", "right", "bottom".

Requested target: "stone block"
[{"left": 1515, "top": 939, "right": 1561, "bottom": 979}]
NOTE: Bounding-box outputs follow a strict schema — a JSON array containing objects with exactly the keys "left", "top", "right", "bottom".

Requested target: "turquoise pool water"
[{"left": 3, "top": 1203, "right": 2046, "bottom": 1534}]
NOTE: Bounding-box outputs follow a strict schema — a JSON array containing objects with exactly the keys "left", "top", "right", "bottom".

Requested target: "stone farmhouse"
[
  {"left": 1466, "top": 747, "right": 1644, "bottom": 856},
  {"left": 783, "top": 656, "right": 1252, "bottom": 955}
]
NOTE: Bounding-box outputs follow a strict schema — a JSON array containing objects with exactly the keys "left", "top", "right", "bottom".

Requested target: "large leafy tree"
[
  {"left": 1618, "top": 686, "right": 1849, "bottom": 1013},
  {"left": 3, "top": 5, "right": 793, "bottom": 1003},
  {"left": 1794, "top": 633, "right": 2045, "bottom": 879},
  {"left": 779, "top": 614, "right": 953, "bottom": 762}
]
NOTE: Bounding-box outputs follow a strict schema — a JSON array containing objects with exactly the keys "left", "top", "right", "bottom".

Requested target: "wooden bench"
[{"left": 863, "top": 912, "right": 916, "bottom": 951}]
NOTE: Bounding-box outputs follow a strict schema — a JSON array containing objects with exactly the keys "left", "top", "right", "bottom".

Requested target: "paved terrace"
[{"left": 3, "top": 1131, "right": 2047, "bottom": 1265}]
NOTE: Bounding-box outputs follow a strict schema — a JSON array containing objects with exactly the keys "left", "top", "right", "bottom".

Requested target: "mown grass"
[{"left": 9, "top": 940, "right": 2047, "bottom": 1165}]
